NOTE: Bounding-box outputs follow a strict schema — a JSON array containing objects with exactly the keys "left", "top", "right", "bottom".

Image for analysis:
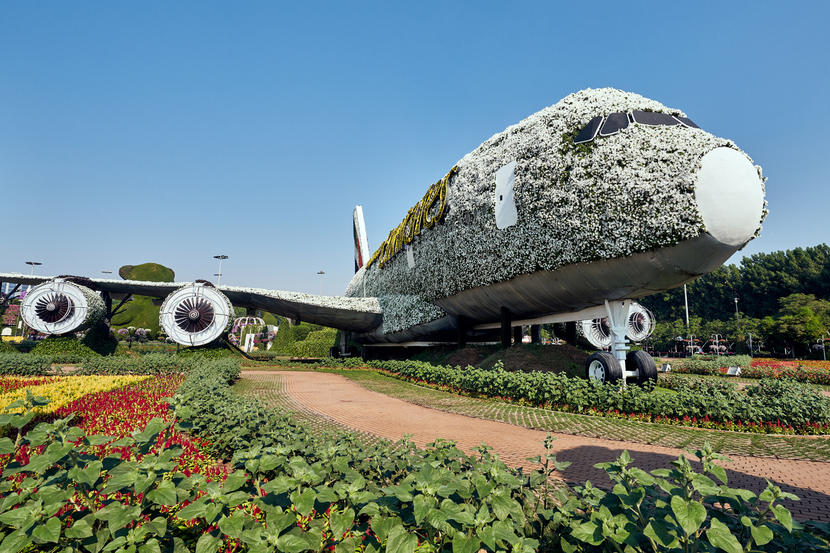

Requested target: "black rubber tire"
[
  {"left": 585, "top": 351, "right": 623, "bottom": 384},
  {"left": 627, "top": 350, "right": 657, "bottom": 385}
]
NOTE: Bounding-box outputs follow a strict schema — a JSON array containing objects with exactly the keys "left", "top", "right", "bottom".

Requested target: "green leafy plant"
[
  {"left": 1, "top": 361, "right": 828, "bottom": 552},
  {"left": 0, "top": 354, "right": 52, "bottom": 376},
  {"left": 29, "top": 336, "right": 100, "bottom": 364}
]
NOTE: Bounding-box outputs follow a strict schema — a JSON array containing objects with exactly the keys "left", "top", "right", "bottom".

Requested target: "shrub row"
[
  {"left": 78, "top": 353, "right": 205, "bottom": 375},
  {"left": 28, "top": 336, "right": 101, "bottom": 363},
  {"left": 0, "top": 352, "right": 215, "bottom": 375},
  {"left": 312, "top": 358, "right": 830, "bottom": 434},
  {"left": 665, "top": 356, "right": 830, "bottom": 386},
  {"left": 289, "top": 328, "right": 338, "bottom": 358},
  {"left": 0, "top": 353, "right": 52, "bottom": 375},
  {"left": 166, "top": 361, "right": 826, "bottom": 552},
  {"left": 0, "top": 342, "right": 17, "bottom": 354}
]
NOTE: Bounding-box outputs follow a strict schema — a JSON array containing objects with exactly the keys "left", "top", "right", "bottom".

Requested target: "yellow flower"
[{"left": 0, "top": 375, "right": 149, "bottom": 414}]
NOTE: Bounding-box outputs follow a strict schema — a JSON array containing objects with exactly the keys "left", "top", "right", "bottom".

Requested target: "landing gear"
[
  {"left": 586, "top": 351, "right": 622, "bottom": 383},
  {"left": 582, "top": 299, "right": 657, "bottom": 387},
  {"left": 627, "top": 350, "right": 657, "bottom": 385}
]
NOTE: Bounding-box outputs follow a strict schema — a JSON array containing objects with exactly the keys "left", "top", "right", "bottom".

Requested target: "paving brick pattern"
[
  {"left": 235, "top": 372, "right": 385, "bottom": 446},
  {"left": 340, "top": 369, "right": 830, "bottom": 461},
  {"left": 251, "top": 370, "right": 830, "bottom": 522}
]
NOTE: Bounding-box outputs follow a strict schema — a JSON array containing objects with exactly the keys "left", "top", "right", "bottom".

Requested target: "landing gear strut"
[{"left": 584, "top": 300, "right": 657, "bottom": 386}]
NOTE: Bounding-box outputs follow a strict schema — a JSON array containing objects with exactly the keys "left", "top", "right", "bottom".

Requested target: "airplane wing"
[
  {"left": 219, "top": 285, "right": 381, "bottom": 331},
  {"left": 0, "top": 273, "right": 382, "bottom": 332}
]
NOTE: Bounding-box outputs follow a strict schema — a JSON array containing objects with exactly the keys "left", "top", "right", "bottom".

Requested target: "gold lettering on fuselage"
[{"left": 365, "top": 166, "right": 458, "bottom": 269}]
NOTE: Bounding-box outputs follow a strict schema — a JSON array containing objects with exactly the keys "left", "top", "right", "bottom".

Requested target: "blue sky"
[{"left": 1, "top": 1, "right": 828, "bottom": 294}]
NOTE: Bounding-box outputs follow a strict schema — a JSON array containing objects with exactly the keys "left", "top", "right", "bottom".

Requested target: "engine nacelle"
[
  {"left": 626, "top": 303, "right": 655, "bottom": 342},
  {"left": 579, "top": 302, "right": 655, "bottom": 349},
  {"left": 20, "top": 279, "right": 106, "bottom": 335},
  {"left": 159, "top": 283, "right": 233, "bottom": 346}
]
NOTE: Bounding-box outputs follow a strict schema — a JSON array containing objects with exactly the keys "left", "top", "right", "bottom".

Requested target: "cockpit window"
[
  {"left": 599, "top": 112, "right": 629, "bottom": 136},
  {"left": 573, "top": 110, "right": 703, "bottom": 145},
  {"left": 632, "top": 110, "right": 680, "bottom": 126},
  {"left": 674, "top": 115, "right": 700, "bottom": 129},
  {"left": 573, "top": 115, "right": 604, "bottom": 144}
]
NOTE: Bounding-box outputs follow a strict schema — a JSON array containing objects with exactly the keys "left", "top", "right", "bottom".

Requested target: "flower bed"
[
  {"left": 52, "top": 374, "right": 227, "bottom": 479},
  {"left": 0, "top": 374, "right": 148, "bottom": 414},
  {"left": 0, "top": 376, "right": 58, "bottom": 394},
  {"left": 665, "top": 357, "right": 830, "bottom": 385},
  {"left": 1, "top": 359, "right": 825, "bottom": 552},
  {"left": 742, "top": 359, "right": 830, "bottom": 385}
]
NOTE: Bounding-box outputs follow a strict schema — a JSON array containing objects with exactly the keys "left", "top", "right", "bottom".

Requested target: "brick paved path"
[{"left": 257, "top": 370, "right": 830, "bottom": 521}]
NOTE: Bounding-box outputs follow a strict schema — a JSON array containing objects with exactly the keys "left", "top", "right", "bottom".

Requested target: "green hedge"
[
  {"left": 0, "top": 353, "right": 53, "bottom": 375},
  {"left": 29, "top": 336, "right": 100, "bottom": 363},
  {"left": 270, "top": 323, "right": 296, "bottom": 354},
  {"left": 79, "top": 353, "right": 202, "bottom": 375},
  {"left": 175, "top": 344, "right": 237, "bottom": 359},
  {"left": 290, "top": 328, "right": 337, "bottom": 357},
  {"left": 292, "top": 322, "right": 323, "bottom": 342},
  {"left": 311, "top": 358, "right": 830, "bottom": 434},
  {"left": 0, "top": 342, "right": 17, "bottom": 353}
]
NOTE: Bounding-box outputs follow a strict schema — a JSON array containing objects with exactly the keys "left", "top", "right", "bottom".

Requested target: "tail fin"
[{"left": 353, "top": 205, "right": 370, "bottom": 273}]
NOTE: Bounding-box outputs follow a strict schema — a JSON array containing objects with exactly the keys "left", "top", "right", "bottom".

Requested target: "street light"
[
  {"left": 25, "top": 261, "right": 42, "bottom": 276},
  {"left": 213, "top": 255, "right": 228, "bottom": 287},
  {"left": 101, "top": 270, "right": 112, "bottom": 275},
  {"left": 734, "top": 297, "right": 741, "bottom": 332},
  {"left": 683, "top": 284, "right": 691, "bottom": 356},
  {"left": 316, "top": 270, "right": 325, "bottom": 295}
]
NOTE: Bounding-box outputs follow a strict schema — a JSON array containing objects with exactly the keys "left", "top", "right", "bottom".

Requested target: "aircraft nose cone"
[{"left": 695, "top": 147, "right": 765, "bottom": 247}]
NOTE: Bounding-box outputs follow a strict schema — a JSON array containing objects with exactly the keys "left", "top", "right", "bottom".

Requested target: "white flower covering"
[
  {"left": 346, "top": 88, "right": 767, "bottom": 334},
  {"left": 377, "top": 295, "right": 447, "bottom": 334},
  {"left": 81, "top": 285, "right": 107, "bottom": 328},
  {"left": 220, "top": 285, "right": 381, "bottom": 313}
]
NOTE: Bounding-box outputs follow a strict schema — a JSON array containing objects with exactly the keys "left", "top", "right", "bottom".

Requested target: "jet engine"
[
  {"left": 579, "top": 302, "right": 655, "bottom": 349},
  {"left": 20, "top": 279, "right": 106, "bottom": 335},
  {"left": 159, "top": 282, "right": 233, "bottom": 346}
]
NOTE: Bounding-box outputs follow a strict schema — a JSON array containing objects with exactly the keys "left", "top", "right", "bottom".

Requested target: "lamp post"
[
  {"left": 25, "top": 261, "right": 42, "bottom": 276},
  {"left": 683, "top": 284, "right": 691, "bottom": 356},
  {"left": 213, "top": 255, "right": 228, "bottom": 287},
  {"left": 316, "top": 270, "right": 325, "bottom": 295},
  {"left": 734, "top": 297, "right": 741, "bottom": 331}
]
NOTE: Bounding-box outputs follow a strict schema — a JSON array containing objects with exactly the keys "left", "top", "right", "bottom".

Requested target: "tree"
[
  {"left": 774, "top": 294, "right": 830, "bottom": 355},
  {"left": 641, "top": 244, "right": 830, "bottom": 323}
]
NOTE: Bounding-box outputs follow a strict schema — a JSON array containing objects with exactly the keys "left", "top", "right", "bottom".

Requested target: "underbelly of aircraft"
[{"left": 357, "top": 232, "right": 737, "bottom": 344}]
